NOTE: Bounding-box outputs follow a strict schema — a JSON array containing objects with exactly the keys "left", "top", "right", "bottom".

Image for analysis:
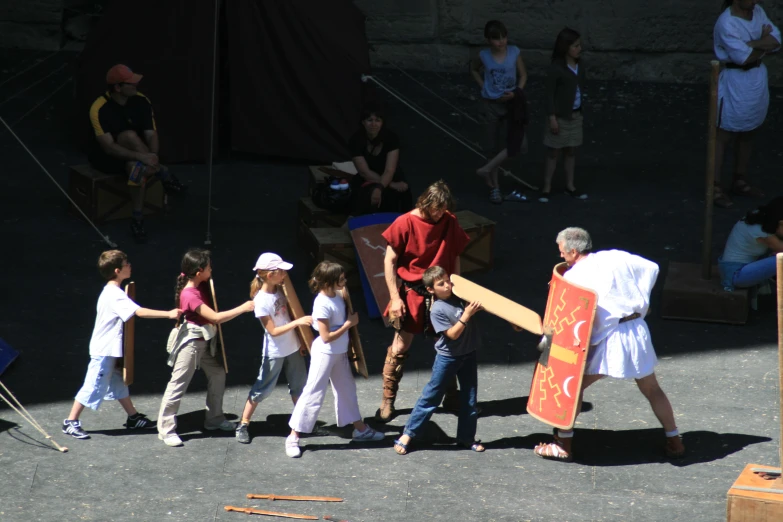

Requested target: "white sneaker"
[
  {"left": 204, "top": 419, "right": 236, "bottom": 431},
  {"left": 159, "top": 434, "right": 183, "bottom": 447},
  {"left": 285, "top": 436, "right": 302, "bottom": 458},
  {"left": 352, "top": 426, "right": 384, "bottom": 442}
]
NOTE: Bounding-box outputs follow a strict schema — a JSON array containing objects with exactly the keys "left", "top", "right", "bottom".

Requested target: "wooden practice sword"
[
  {"left": 247, "top": 494, "right": 343, "bottom": 502},
  {"left": 224, "top": 506, "right": 318, "bottom": 520}
]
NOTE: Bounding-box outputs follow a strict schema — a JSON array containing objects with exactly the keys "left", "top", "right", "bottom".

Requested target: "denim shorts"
[
  {"left": 75, "top": 355, "right": 130, "bottom": 410},
  {"left": 248, "top": 351, "right": 307, "bottom": 403}
]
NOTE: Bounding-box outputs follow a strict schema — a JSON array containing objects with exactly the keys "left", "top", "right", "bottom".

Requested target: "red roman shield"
[{"left": 527, "top": 263, "right": 597, "bottom": 430}]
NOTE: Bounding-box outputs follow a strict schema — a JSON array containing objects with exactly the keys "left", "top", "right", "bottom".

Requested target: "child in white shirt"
[
  {"left": 286, "top": 261, "right": 384, "bottom": 457},
  {"left": 63, "top": 250, "right": 181, "bottom": 439},
  {"left": 235, "top": 253, "right": 312, "bottom": 444}
]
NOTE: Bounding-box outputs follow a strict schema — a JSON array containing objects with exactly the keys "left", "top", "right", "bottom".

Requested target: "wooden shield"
[
  {"left": 282, "top": 273, "right": 314, "bottom": 353},
  {"left": 450, "top": 275, "right": 543, "bottom": 335},
  {"left": 209, "top": 279, "right": 229, "bottom": 373},
  {"left": 526, "top": 263, "right": 598, "bottom": 430},
  {"left": 122, "top": 281, "right": 135, "bottom": 385},
  {"left": 348, "top": 213, "right": 400, "bottom": 325},
  {"left": 342, "top": 287, "right": 368, "bottom": 378}
]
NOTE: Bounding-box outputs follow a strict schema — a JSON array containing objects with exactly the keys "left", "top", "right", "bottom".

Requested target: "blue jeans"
[
  {"left": 403, "top": 351, "right": 478, "bottom": 444},
  {"left": 719, "top": 256, "right": 776, "bottom": 290}
]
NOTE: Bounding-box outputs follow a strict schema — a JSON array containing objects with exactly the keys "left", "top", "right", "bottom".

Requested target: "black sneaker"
[
  {"left": 235, "top": 423, "right": 250, "bottom": 444},
  {"left": 130, "top": 219, "right": 147, "bottom": 243},
  {"left": 161, "top": 173, "right": 187, "bottom": 195},
  {"left": 125, "top": 413, "right": 156, "bottom": 430},
  {"left": 62, "top": 419, "right": 90, "bottom": 439}
]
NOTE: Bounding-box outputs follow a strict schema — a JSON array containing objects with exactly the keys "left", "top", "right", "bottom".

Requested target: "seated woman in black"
[{"left": 349, "top": 103, "right": 413, "bottom": 216}]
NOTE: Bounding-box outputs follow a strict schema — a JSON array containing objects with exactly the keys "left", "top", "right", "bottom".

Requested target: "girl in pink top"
[{"left": 156, "top": 248, "right": 255, "bottom": 447}]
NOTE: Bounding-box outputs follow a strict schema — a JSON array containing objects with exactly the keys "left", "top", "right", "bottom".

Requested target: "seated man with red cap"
[{"left": 88, "top": 64, "right": 185, "bottom": 242}]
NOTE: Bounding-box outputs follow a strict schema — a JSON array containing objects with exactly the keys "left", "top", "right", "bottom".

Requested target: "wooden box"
[
  {"left": 68, "top": 164, "right": 164, "bottom": 223},
  {"left": 303, "top": 227, "right": 360, "bottom": 289},
  {"left": 661, "top": 262, "right": 748, "bottom": 325},
  {"left": 456, "top": 210, "right": 496, "bottom": 274},
  {"left": 297, "top": 196, "right": 347, "bottom": 246},
  {"left": 727, "top": 464, "right": 783, "bottom": 521}
]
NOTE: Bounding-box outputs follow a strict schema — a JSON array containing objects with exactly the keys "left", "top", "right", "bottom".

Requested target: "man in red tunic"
[{"left": 377, "top": 180, "right": 471, "bottom": 422}]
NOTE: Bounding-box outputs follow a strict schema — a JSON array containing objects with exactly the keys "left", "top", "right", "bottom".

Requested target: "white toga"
[
  {"left": 713, "top": 6, "right": 781, "bottom": 132},
  {"left": 563, "top": 250, "right": 659, "bottom": 379}
]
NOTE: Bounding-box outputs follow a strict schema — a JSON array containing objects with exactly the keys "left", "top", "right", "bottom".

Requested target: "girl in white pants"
[{"left": 286, "top": 261, "right": 384, "bottom": 457}]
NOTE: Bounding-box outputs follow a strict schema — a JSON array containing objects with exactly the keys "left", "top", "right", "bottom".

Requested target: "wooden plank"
[
  {"left": 727, "top": 464, "right": 783, "bottom": 522},
  {"left": 209, "top": 279, "right": 229, "bottom": 373},
  {"left": 450, "top": 274, "right": 542, "bottom": 335},
  {"left": 282, "top": 273, "right": 314, "bottom": 353},
  {"left": 342, "top": 287, "right": 368, "bottom": 378},
  {"left": 122, "top": 281, "right": 136, "bottom": 386}
]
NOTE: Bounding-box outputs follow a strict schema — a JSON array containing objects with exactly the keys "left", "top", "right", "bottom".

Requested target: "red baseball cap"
[{"left": 106, "top": 64, "right": 143, "bottom": 85}]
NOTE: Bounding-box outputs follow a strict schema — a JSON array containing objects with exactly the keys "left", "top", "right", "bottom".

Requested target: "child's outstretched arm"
[
  {"left": 260, "top": 315, "right": 312, "bottom": 337},
  {"left": 136, "top": 307, "right": 182, "bottom": 320},
  {"left": 197, "top": 301, "right": 255, "bottom": 325}
]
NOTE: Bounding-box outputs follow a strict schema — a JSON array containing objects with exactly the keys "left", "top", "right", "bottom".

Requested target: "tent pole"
[{"left": 204, "top": 0, "right": 220, "bottom": 246}]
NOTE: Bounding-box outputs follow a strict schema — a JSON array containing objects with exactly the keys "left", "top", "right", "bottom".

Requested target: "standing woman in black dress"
[{"left": 349, "top": 103, "right": 413, "bottom": 216}]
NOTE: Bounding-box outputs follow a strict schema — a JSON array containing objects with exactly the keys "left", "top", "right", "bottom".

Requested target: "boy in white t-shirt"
[
  {"left": 235, "top": 253, "right": 312, "bottom": 444},
  {"left": 63, "top": 250, "right": 182, "bottom": 439}
]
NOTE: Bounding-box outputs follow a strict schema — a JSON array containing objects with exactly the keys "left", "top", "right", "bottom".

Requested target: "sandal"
[
  {"left": 665, "top": 435, "right": 685, "bottom": 459},
  {"left": 731, "top": 180, "right": 765, "bottom": 199},
  {"left": 713, "top": 186, "right": 733, "bottom": 209},
  {"left": 459, "top": 440, "right": 485, "bottom": 452},
  {"left": 534, "top": 433, "right": 573, "bottom": 462},
  {"left": 394, "top": 438, "right": 409, "bottom": 455}
]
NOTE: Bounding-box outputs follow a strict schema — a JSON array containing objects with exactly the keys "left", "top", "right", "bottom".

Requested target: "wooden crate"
[
  {"left": 297, "top": 196, "right": 347, "bottom": 246},
  {"left": 456, "top": 210, "right": 496, "bottom": 274},
  {"left": 727, "top": 464, "right": 783, "bottom": 521},
  {"left": 303, "top": 227, "right": 360, "bottom": 289},
  {"left": 68, "top": 164, "right": 164, "bottom": 223}
]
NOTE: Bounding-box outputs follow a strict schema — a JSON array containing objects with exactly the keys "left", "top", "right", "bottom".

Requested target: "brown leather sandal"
[{"left": 665, "top": 435, "right": 685, "bottom": 459}]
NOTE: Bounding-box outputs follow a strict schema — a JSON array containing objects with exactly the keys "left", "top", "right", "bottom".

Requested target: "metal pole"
[
  {"left": 777, "top": 253, "right": 783, "bottom": 474},
  {"left": 204, "top": 0, "right": 220, "bottom": 246},
  {"left": 701, "top": 60, "right": 720, "bottom": 280}
]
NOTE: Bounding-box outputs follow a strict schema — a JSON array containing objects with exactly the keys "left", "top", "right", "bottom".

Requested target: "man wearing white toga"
[
  {"left": 712, "top": 0, "right": 780, "bottom": 208},
  {"left": 533, "top": 228, "right": 685, "bottom": 462}
]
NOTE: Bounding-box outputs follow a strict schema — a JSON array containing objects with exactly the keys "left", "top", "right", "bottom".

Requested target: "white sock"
[
  {"left": 556, "top": 430, "right": 574, "bottom": 439},
  {"left": 665, "top": 429, "right": 679, "bottom": 438}
]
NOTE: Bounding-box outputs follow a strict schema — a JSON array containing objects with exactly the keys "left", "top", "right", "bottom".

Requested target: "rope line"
[
  {"left": 10, "top": 77, "right": 73, "bottom": 128},
  {"left": 362, "top": 75, "right": 536, "bottom": 190},
  {"left": 0, "top": 115, "right": 117, "bottom": 248},
  {"left": 0, "top": 49, "right": 62, "bottom": 90},
  {"left": 378, "top": 57, "right": 479, "bottom": 124},
  {"left": 0, "top": 380, "right": 68, "bottom": 452},
  {"left": 0, "top": 63, "right": 69, "bottom": 108}
]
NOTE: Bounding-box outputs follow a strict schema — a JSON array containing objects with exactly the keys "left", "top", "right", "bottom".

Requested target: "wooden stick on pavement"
[
  {"left": 224, "top": 506, "right": 318, "bottom": 520},
  {"left": 247, "top": 494, "right": 343, "bottom": 502}
]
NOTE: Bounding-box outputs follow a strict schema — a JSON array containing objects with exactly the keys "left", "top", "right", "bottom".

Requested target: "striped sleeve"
[
  {"left": 89, "top": 96, "right": 108, "bottom": 136},
  {"left": 136, "top": 92, "right": 157, "bottom": 131}
]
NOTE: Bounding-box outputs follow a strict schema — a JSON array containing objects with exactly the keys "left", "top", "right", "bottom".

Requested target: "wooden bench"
[{"left": 68, "top": 164, "right": 165, "bottom": 223}]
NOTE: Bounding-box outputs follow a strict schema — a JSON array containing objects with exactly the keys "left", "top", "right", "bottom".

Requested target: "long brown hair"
[
  {"left": 415, "top": 180, "right": 454, "bottom": 219},
  {"left": 174, "top": 248, "right": 212, "bottom": 307},
  {"left": 249, "top": 269, "right": 273, "bottom": 298},
  {"left": 551, "top": 27, "right": 581, "bottom": 66},
  {"left": 309, "top": 261, "right": 344, "bottom": 294}
]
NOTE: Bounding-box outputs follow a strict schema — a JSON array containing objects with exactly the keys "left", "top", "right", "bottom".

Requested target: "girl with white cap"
[{"left": 235, "top": 253, "right": 312, "bottom": 444}]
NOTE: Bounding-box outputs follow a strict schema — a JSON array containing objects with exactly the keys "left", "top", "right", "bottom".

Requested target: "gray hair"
[{"left": 556, "top": 227, "right": 592, "bottom": 253}]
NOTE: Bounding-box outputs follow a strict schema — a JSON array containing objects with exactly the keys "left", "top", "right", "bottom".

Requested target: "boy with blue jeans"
[
  {"left": 63, "top": 250, "right": 181, "bottom": 439},
  {"left": 393, "top": 266, "right": 485, "bottom": 455}
]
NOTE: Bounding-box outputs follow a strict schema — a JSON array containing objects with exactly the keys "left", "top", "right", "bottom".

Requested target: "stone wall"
[
  {"left": 356, "top": 0, "right": 783, "bottom": 84},
  {"left": 0, "top": 0, "right": 63, "bottom": 50}
]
